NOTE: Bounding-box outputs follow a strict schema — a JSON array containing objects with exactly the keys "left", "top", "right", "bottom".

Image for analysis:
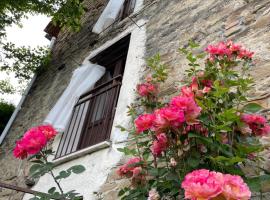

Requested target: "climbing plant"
[{"left": 116, "top": 41, "right": 270, "bottom": 199}]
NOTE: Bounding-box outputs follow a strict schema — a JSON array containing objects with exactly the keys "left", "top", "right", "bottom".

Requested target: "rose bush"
[
  {"left": 13, "top": 125, "right": 85, "bottom": 200},
  {"left": 116, "top": 41, "right": 270, "bottom": 199}
]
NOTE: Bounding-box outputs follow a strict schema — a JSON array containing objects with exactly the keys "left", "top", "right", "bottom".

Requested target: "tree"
[
  {"left": 0, "top": 99, "right": 15, "bottom": 135},
  {"left": 0, "top": 79, "right": 15, "bottom": 94},
  {"left": 0, "top": 0, "right": 87, "bottom": 92}
]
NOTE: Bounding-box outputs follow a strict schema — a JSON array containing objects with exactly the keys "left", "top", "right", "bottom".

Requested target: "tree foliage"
[
  {"left": 0, "top": 99, "right": 15, "bottom": 134},
  {"left": 0, "top": 0, "right": 87, "bottom": 93},
  {"left": 0, "top": 79, "right": 15, "bottom": 94}
]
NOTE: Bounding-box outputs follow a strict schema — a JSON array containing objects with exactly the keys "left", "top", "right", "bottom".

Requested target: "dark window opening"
[
  {"left": 118, "top": 0, "right": 136, "bottom": 20},
  {"left": 55, "top": 35, "right": 130, "bottom": 158}
]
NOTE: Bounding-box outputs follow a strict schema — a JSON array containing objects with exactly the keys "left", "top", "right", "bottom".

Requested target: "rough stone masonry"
[{"left": 1, "top": 0, "right": 270, "bottom": 199}]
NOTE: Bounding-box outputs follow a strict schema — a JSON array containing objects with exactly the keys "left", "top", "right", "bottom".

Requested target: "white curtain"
[
  {"left": 92, "top": 0, "right": 125, "bottom": 34},
  {"left": 44, "top": 61, "right": 105, "bottom": 132}
]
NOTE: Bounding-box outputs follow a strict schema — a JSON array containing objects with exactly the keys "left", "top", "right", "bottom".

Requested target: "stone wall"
[
  {"left": 1, "top": 0, "right": 270, "bottom": 199},
  {"left": 98, "top": 0, "right": 270, "bottom": 199}
]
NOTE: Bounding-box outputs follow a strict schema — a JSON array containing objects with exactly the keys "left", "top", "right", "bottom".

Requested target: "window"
[
  {"left": 55, "top": 35, "right": 131, "bottom": 158},
  {"left": 118, "top": 0, "right": 136, "bottom": 20},
  {"left": 92, "top": 0, "right": 136, "bottom": 34}
]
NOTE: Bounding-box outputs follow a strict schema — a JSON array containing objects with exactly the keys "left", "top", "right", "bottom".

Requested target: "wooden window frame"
[{"left": 55, "top": 35, "right": 131, "bottom": 159}]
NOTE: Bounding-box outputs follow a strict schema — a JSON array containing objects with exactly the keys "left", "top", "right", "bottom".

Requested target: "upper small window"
[
  {"left": 92, "top": 0, "right": 136, "bottom": 34},
  {"left": 117, "top": 0, "right": 136, "bottom": 20}
]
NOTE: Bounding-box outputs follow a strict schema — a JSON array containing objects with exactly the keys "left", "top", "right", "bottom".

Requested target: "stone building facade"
[{"left": 1, "top": 0, "right": 270, "bottom": 199}]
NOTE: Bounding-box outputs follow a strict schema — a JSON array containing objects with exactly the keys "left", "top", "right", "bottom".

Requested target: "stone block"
[{"left": 225, "top": 25, "right": 242, "bottom": 37}]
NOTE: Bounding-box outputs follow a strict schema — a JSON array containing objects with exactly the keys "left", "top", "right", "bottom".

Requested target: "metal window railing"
[{"left": 55, "top": 75, "right": 122, "bottom": 159}]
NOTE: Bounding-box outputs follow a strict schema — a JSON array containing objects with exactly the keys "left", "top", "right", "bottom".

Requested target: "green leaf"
[
  {"left": 209, "top": 156, "right": 244, "bottom": 166},
  {"left": 246, "top": 177, "right": 261, "bottom": 192},
  {"left": 243, "top": 103, "right": 263, "bottom": 113},
  {"left": 68, "top": 165, "right": 86, "bottom": 174},
  {"left": 115, "top": 125, "right": 127, "bottom": 132},
  {"left": 117, "top": 147, "right": 137, "bottom": 156},
  {"left": 29, "top": 164, "right": 42, "bottom": 175},
  {"left": 188, "top": 40, "right": 200, "bottom": 48},
  {"left": 187, "top": 157, "right": 200, "bottom": 168},
  {"left": 48, "top": 187, "right": 56, "bottom": 194},
  {"left": 55, "top": 170, "right": 71, "bottom": 180},
  {"left": 188, "top": 132, "right": 213, "bottom": 144},
  {"left": 148, "top": 168, "right": 159, "bottom": 176}
]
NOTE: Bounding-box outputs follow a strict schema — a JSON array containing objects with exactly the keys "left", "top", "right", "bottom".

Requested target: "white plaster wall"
[{"left": 23, "top": 22, "right": 146, "bottom": 200}]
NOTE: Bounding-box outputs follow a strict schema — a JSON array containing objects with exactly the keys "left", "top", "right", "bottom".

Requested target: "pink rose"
[
  {"left": 136, "top": 83, "right": 158, "bottom": 97},
  {"left": 222, "top": 174, "right": 251, "bottom": 200},
  {"left": 182, "top": 169, "right": 223, "bottom": 200},
  {"left": 13, "top": 140, "right": 28, "bottom": 159},
  {"left": 170, "top": 96, "right": 201, "bottom": 123},
  {"left": 117, "top": 157, "right": 142, "bottom": 177},
  {"left": 135, "top": 113, "right": 156, "bottom": 133},
  {"left": 153, "top": 107, "right": 185, "bottom": 131},
  {"left": 241, "top": 114, "right": 270, "bottom": 136},
  {"left": 38, "top": 125, "right": 57, "bottom": 140},
  {"left": 151, "top": 133, "right": 168, "bottom": 156},
  {"left": 22, "top": 128, "right": 47, "bottom": 155}
]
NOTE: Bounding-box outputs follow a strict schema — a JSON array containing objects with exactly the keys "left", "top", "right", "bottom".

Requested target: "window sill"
[{"left": 52, "top": 141, "right": 111, "bottom": 166}]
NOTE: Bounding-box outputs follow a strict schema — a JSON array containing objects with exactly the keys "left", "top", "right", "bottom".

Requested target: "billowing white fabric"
[
  {"left": 92, "top": 0, "right": 125, "bottom": 34},
  {"left": 44, "top": 62, "right": 105, "bottom": 132}
]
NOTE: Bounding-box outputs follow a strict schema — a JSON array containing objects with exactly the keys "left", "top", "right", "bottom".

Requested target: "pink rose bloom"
[
  {"left": 132, "top": 167, "right": 142, "bottom": 178},
  {"left": 170, "top": 96, "right": 201, "bottom": 122},
  {"left": 241, "top": 114, "right": 270, "bottom": 136},
  {"left": 191, "top": 77, "right": 199, "bottom": 92},
  {"left": 181, "top": 86, "right": 194, "bottom": 98},
  {"left": 230, "top": 43, "right": 242, "bottom": 53},
  {"left": 151, "top": 133, "right": 168, "bottom": 156},
  {"left": 137, "top": 83, "right": 158, "bottom": 97},
  {"left": 135, "top": 113, "right": 155, "bottom": 133},
  {"left": 197, "top": 71, "right": 205, "bottom": 78},
  {"left": 202, "top": 86, "right": 211, "bottom": 94},
  {"left": 201, "top": 79, "right": 213, "bottom": 88},
  {"left": 146, "top": 74, "right": 153, "bottom": 83},
  {"left": 153, "top": 107, "right": 185, "bottom": 131},
  {"left": 38, "top": 125, "right": 57, "bottom": 140},
  {"left": 222, "top": 174, "right": 251, "bottom": 200},
  {"left": 181, "top": 169, "right": 223, "bottom": 200},
  {"left": 261, "top": 124, "right": 270, "bottom": 136},
  {"left": 22, "top": 128, "right": 47, "bottom": 155},
  {"left": 148, "top": 188, "right": 160, "bottom": 200},
  {"left": 117, "top": 157, "right": 142, "bottom": 177},
  {"left": 205, "top": 42, "right": 231, "bottom": 57},
  {"left": 13, "top": 140, "right": 28, "bottom": 159},
  {"left": 238, "top": 49, "right": 254, "bottom": 59},
  {"left": 241, "top": 114, "right": 267, "bottom": 124}
]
